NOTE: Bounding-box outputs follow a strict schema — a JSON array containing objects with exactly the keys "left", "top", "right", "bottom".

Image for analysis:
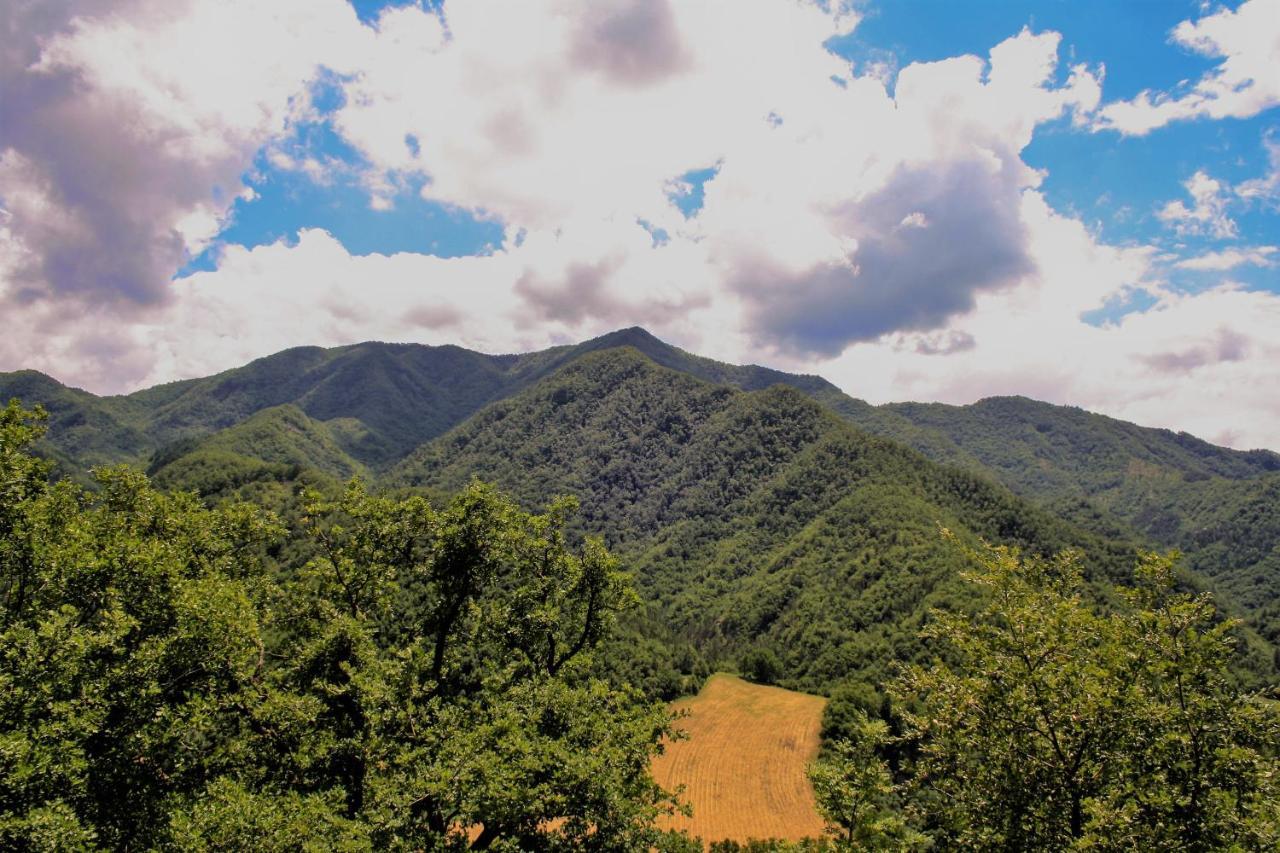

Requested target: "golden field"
[{"left": 651, "top": 673, "right": 829, "bottom": 845}]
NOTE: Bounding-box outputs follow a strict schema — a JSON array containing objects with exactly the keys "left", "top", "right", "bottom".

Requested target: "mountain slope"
[
  {"left": 5, "top": 328, "right": 1278, "bottom": 656},
  {"left": 132, "top": 342, "right": 520, "bottom": 466},
  {"left": 1, "top": 327, "right": 850, "bottom": 476},
  {"left": 845, "top": 395, "right": 1280, "bottom": 499},
  {"left": 836, "top": 395, "right": 1280, "bottom": 640},
  {"left": 0, "top": 370, "right": 152, "bottom": 474},
  {"left": 147, "top": 404, "right": 367, "bottom": 492},
  {"left": 389, "top": 347, "right": 1159, "bottom": 691}
]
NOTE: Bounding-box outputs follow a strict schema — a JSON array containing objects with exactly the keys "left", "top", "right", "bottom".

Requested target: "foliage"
[
  {"left": 5, "top": 323, "right": 1280, "bottom": 849},
  {"left": 841, "top": 395, "right": 1280, "bottom": 652},
  {"left": 740, "top": 648, "right": 783, "bottom": 685},
  {"left": 808, "top": 713, "right": 923, "bottom": 850},
  {"left": 389, "top": 348, "right": 1156, "bottom": 697},
  {"left": 0, "top": 327, "right": 845, "bottom": 482},
  {"left": 891, "top": 536, "right": 1280, "bottom": 850},
  {"left": 5, "top": 331, "right": 1279, "bottom": 681},
  {"left": 0, "top": 401, "right": 683, "bottom": 849}
]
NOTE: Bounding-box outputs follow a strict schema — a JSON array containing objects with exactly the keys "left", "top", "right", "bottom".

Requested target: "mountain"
[
  {"left": 0, "top": 328, "right": 845, "bottom": 474},
  {"left": 3, "top": 328, "right": 1278, "bottom": 672},
  {"left": 147, "top": 404, "right": 368, "bottom": 492},
  {"left": 387, "top": 347, "right": 1240, "bottom": 691},
  {"left": 842, "top": 394, "right": 1280, "bottom": 499},
  {"left": 0, "top": 370, "right": 152, "bottom": 476},
  {"left": 837, "top": 395, "right": 1280, "bottom": 646}
]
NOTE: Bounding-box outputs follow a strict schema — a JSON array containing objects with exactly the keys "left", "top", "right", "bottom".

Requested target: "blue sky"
[
  {"left": 2, "top": 0, "right": 1279, "bottom": 447},
  {"left": 188, "top": 0, "right": 1278, "bottom": 301}
]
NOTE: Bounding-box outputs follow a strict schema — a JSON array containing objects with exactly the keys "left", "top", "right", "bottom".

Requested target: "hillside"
[
  {"left": 839, "top": 395, "right": 1280, "bottom": 645},
  {"left": 0, "top": 328, "right": 843, "bottom": 475},
  {"left": 0, "top": 371, "right": 152, "bottom": 476},
  {"left": 147, "top": 404, "right": 368, "bottom": 492},
  {"left": 389, "top": 347, "right": 1157, "bottom": 692},
  {"left": 3, "top": 328, "right": 1278, "bottom": 669}
]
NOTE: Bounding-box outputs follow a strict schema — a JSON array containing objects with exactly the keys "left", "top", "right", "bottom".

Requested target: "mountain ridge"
[
  {"left": 387, "top": 345, "right": 1173, "bottom": 691},
  {"left": 4, "top": 328, "right": 1279, "bottom": 656}
]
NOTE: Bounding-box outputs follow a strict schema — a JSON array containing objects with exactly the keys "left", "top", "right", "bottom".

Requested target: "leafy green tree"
[
  {"left": 0, "top": 401, "right": 687, "bottom": 850},
  {"left": 808, "top": 713, "right": 923, "bottom": 850},
  {"left": 892, "top": 534, "right": 1280, "bottom": 850},
  {"left": 740, "top": 647, "right": 783, "bottom": 685},
  {"left": 0, "top": 401, "right": 286, "bottom": 848},
  {"left": 280, "top": 479, "right": 682, "bottom": 849},
  {"left": 1086, "top": 553, "right": 1280, "bottom": 847}
]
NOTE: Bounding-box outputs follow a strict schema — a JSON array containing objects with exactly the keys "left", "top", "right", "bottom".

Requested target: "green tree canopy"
[
  {"left": 890, "top": 535, "right": 1280, "bottom": 850},
  {"left": 808, "top": 712, "right": 923, "bottom": 850},
  {"left": 0, "top": 400, "right": 685, "bottom": 850}
]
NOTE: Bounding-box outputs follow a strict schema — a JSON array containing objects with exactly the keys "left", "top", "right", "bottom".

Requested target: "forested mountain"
[
  {"left": 146, "top": 404, "right": 369, "bottom": 491},
  {"left": 0, "top": 370, "right": 152, "bottom": 471},
  {"left": 845, "top": 395, "right": 1280, "bottom": 498},
  {"left": 837, "top": 395, "right": 1280, "bottom": 647},
  {"left": 389, "top": 348, "right": 1159, "bottom": 692},
  {"left": 4, "top": 329, "right": 1280, "bottom": 847},
  {"left": 3, "top": 327, "right": 1279, "bottom": 666},
  {"left": 0, "top": 328, "right": 838, "bottom": 474}
]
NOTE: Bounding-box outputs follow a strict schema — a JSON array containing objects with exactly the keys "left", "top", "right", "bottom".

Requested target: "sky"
[{"left": 1, "top": 0, "right": 1279, "bottom": 450}]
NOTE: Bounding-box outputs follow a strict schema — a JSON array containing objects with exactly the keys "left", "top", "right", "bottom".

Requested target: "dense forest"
[
  {"left": 0, "top": 401, "right": 685, "bottom": 850},
  {"left": 3, "top": 328, "right": 1279, "bottom": 848}
]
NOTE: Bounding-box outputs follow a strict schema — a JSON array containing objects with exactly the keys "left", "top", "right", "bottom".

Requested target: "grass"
[{"left": 652, "top": 673, "right": 828, "bottom": 845}]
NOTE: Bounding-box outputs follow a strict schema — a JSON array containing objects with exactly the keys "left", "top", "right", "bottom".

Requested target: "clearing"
[{"left": 651, "top": 673, "right": 829, "bottom": 845}]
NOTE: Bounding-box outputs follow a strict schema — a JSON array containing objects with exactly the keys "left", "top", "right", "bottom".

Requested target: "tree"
[
  {"left": 891, "top": 534, "right": 1280, "bottom": 850},
  {"left": 1087, "top": 553, "right": 1280, "bottom": 848},
  {"left": 285, "top": 479, "right": 682, "bottom": 849},
  {"left": 0, "top": 401, "right": 286, "bottom": 848},
  {"left": 740, "top": 647, "right": 782, "bottom": 685},
  {"left": 808, "top": 713, "right": 923, "bottom": 850},
  {"left": 0, "top": 401, "right": 688, "bottom": 850}
]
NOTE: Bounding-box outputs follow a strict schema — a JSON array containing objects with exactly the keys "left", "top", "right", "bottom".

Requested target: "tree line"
[{"left": 2, "top": 399, "right": 1277, "bottom": 849}]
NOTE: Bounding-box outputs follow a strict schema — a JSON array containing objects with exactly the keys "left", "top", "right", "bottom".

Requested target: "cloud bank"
[{"left": 2, "top": 0, "right": 1280, "bottom": 450}]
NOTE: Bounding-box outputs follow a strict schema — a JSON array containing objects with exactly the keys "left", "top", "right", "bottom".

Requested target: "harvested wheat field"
[{"left": 651, "top": 673, "right": 829, "bottom": 845}]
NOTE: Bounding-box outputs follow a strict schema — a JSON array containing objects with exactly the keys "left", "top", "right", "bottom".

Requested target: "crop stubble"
[{"left": 650, "top": 673, "right": 828, "bottom": 844}]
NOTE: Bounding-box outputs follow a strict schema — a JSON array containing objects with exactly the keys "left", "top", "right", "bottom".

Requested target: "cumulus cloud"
[
  {"left": 731, "top": 159, "right": 1034, "bottom": 356},
  {"left": 2, "top": 0, "right": 1279, "bottom": 450},
  {"left": 817, "top": 196, "right": 1280, "bottom": 449},
  {"left": 569, "top": 0, "right": 692, "bottom": 87},
  {"left": 515, "top": 258, "right": 630, "bottom": 325},
  {"left": 911, "top": 330, "right": 977, "bottom": 356},
  {"left": 1095, "top": 0, "right": 1280, "bottom": 135},
  {"left": 1138, "top": 327, "right": 1250, "bottom": 373},
  {"left": 1157, "top": 171, "right": 1238, "bottom": 239},
  {"left": 402, "top": 303, "right": 464, "bottom": 330},
  {"left": 0, "top": 0, "right": 363, "bottom": 320},
  {"left": 1236, "top": 133, "right": 1280, "bottom": 207}
]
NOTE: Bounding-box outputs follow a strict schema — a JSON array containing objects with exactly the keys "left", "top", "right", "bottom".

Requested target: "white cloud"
[
  {"left": 1157, "top": 171, "right": 1238, "bottom": 238},
  {"left": 1236, "top": 133, "right": 1280, "bottom": 206},
  {"left": 1174, "top": 245, "right": 1277, "bottom": 271},
  {"left": 0, "top": 0, "right": 366, "bottom": 311},
  {"left": 816, "top": 195, "right": 1280, "bottom": 450},
  {"left": 1095, "top": 0, "right": 1280, "bottom": 135},
  {"left": 2, "top": 0, "right": 1279, "bottom": 451}
]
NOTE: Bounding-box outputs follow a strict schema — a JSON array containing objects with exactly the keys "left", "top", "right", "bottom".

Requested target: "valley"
[{"left": 3, "top": 328, "right": 1279, "bottom": 848}]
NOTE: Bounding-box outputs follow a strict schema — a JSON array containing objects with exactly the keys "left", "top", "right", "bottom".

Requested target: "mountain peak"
[{"left": 577, "top": 326, "right": 669, "bottom": 356}]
